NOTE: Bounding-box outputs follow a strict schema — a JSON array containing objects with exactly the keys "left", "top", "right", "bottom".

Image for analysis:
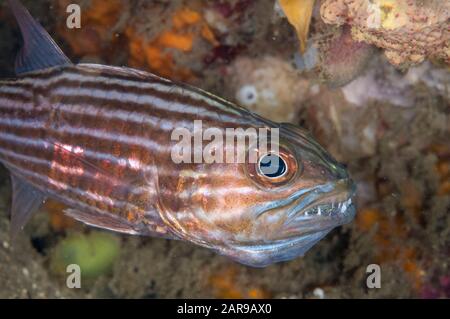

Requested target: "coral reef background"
[{"left": 0, "top": 0, "right": 448, "bottom": 299}]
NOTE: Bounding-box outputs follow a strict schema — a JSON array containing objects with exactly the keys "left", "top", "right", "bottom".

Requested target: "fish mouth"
[
  {"left": 217, "top": 179, "right": 357, "bottom": 267},
  {"left": 283, "top": 179, "right": 357, "bottom": 232},
  {"left": 259, "top": 178, "right": 357, "bottom": 231},
  {"left": 281, "top": 196, "right": 356, "bottom": 239}
]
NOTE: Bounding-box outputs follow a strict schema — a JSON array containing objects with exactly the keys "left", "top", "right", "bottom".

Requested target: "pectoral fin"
[
  {"left": 10, "top": 175, "right": 47, "bottom": 240},
  {"left": 64, "top": 209, "right": 143, "bottom": 235},
  {"left": 64, "top": 208, "right": 176, "bottom": 240}
]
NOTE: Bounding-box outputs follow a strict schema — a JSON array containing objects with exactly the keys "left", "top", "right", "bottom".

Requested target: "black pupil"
[{"left": 259, "top": 154, "right": 287, "bottom": 178}]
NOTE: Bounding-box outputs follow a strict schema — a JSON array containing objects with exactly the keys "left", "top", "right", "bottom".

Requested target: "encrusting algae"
[
  {"left": 208, "top": 266, "right": 271, "bottom": 299},
  {"left": 320, "top": 0, "right": 450, "bottom": 67}
]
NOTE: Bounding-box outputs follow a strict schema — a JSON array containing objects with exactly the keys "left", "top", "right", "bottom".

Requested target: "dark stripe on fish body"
[
  {"left": 5, "top": 66, "right": 246, "bottom": 128},
  {"left": 19, "top": 65, "right": 171, "bottom": 86},
  {"left": 0, "top": 66, "right": 254, "bottom": 170},
  {"left": 24, "top": 67, "right": 246, "bottom": 120},
  {"left": 0, "top": 64, "right": 254, "bottom": 233},
  {"left": 0, "top": 69, "right": 157, "bottom": 220}
]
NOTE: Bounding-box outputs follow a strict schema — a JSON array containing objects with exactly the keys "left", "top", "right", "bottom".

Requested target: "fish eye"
[
  {"left": 258, "top": 154, "right": 287, "bottom": 178},
  {"left": 246, "top": 146, "right": 300, "bottom": 189}
]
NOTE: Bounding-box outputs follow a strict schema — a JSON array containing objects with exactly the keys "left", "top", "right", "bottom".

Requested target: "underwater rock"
[
  {"left": 283, "top": 2, "right": 376, "bottom": 87},
  {"left": 227, "top": 56, "right": 309, "bottom": 123},
  {"left": 50, "top": 231, "right": 120, "bottom": 281},
  {"left": 293, "top": 44, "right": 318, "bottom": 71},
  {"left": 342, "top": 67, "right": 415, "bottom": 108},
  {"left": 315, "top": 25, "right": 376, "bottom": 87},
  {"left": 0, "top": 218, "right": 73, "bottom": 298},
  {"left": 342, "top": 59, "right": 450, "bottom": 107},
  {"left": 320, "top": 0, "right": 450, "bottom": 67},
  {"left": 304, "top": 88, "right": 381, "bottom": 159}
]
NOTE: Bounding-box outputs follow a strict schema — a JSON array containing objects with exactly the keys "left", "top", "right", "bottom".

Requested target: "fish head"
[
  {"left": 227, "top": 123, "right": 356, "bottom": 266},
  {"left": 161, "top": 122, "right": 356, "bottom": 267}
]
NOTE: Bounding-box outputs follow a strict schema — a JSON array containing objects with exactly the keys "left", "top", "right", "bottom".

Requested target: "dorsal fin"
[
  {"left": 281, "top": 122, "right": 313, "bottom": 138},
  {"left": 9, "top": 175, "right": 46, "bottom": 241},
  {"left": 8, "top": 0, "right": 72, "bottom": 75}
]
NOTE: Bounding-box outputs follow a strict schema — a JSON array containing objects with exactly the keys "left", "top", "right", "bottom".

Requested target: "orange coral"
[
  {"left": 55, "top": 2, "right": 219, "bottom": 80},
  {"left": 56, "top": 0, "right": 126, "bottom": 57},
  {"left": 172, "top": 8, "right": 202, "bottom": 28},
  {"left": 126, "top": 27, "right": 193, "bottom": 81},
  {"left": 158, "top": 31, "right": 195, "bottom": 52},
  {"left": 436, "top": 159, "right": 450, "bottom": 196},
  {"left": 428, "top": 143, "right": 450, "bottom": 195},
  {"left": 439, "top": 180, "right": 450, "bottom": 196},
  {"left": 358, "top": 143, "right": 450, "bottom": 290},
  {"left": 45, "top": 200, "right": 78, "bottom": 232},
  {"left": 400, "top": 181, "right": 423, "bottom": 223},
  {"left": 208, "top": 266, "right": 271, "bottom": 299},
  {"left": 356, "top": 208, "right": 425, "bottom": 290},
  {"left": 201, "top": 25, "right": 219, "bottom": 47},
  {"left": 126, "top": 7, "right": 218, "bottom": 81}
]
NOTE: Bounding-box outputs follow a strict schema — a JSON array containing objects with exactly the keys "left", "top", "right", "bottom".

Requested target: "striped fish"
[{"left": 0, "top": 0, "right": 356, "bottom": 267}]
